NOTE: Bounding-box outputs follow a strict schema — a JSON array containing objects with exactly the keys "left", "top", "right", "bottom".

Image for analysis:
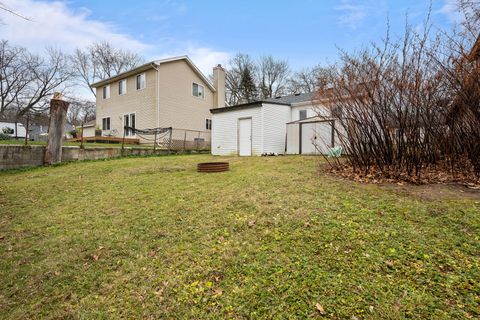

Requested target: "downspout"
[{"left": 152, "top": 63, "right": 161, "bottom": 128}]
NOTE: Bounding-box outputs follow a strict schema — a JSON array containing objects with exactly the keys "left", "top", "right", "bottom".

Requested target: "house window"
[
  {"left": 136, "top": 73, "right": 146, "bottom": 90},
  {"left": 118, "top": 79, "right": 127, "bottom": 95},
  {"left": 102, "top": 85, "right": 110, "bottom": 99},
  {"left": 102, "top": 117, "right": 111, "bottom": 130},
  {"left": 192, "top": 82, "right": 204, "bottom": 98},
  {"left": 124, "top": 113, "right": 136, "bottom": 136},
  {"left": 205, "top": 119, "right": 212, "bottom": 130},
  {"left": 299, "top": 110, "right": 307, "bottom": 120}
]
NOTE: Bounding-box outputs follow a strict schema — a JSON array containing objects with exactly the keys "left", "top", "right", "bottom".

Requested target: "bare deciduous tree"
[
  {"left": 71, "top": 42, "right": 143, "bottom": 97},
  {"left": 287, "top": 65, "right": 336, "bottom": 94},
  {"left": 225, "top": 53, "right": 257, "bottom": 105},
  {"left": 257, "top": 55, "right": 289, "bottom": 99},
  {"left": 66, "top": 97, "right": 95, "bottom": 126},
  {"left": 0, "top": 41, "right": 71, "bottom": 120},
  {"left": 317, "top": 12, "right": 480, "bottom": 182}
]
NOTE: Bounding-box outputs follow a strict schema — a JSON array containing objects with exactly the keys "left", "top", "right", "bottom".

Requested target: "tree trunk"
[{"left": 44, "top": 93, "right": 69, "bottom": 165}]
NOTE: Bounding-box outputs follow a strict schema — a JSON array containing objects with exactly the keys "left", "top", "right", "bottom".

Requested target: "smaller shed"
[
  {"left": 81, "top": 120, "right": 96, "bottom": 138},
  {"left": 286, "top": 117, "right": 342, "bottom": 155}
]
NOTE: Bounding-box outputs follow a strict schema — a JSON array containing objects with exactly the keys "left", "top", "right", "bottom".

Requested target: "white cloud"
[
  {"left": 0, "top": 0, "right": 148, "bottom": 53},
  {"left": 335, "top": 0, "right": 368, "bottom": 29},
  {"left": 155, "top": 44, "right": 231, "bottom": 77},
  {"left": 335, "top": 0, "right": 388, "bottom": 29},
  {"left": 438, "top": 0, "right": 464, "bottom": 24},
  {"left": 0, "top": 0, "right": 230, "bottom": 77}
]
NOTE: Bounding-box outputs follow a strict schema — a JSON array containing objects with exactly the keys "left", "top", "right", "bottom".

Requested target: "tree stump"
[{"left": 44, "top": 93, "right": 70, "bottom": 165}]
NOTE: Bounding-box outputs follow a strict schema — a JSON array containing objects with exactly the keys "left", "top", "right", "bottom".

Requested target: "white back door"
[{"left": 238, "top": 118, "right": 252, "bottom": 156}]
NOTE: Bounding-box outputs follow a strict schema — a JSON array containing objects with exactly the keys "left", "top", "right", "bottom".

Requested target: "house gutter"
[{"left": 152, "top": 63, "right": 161, "bottom": 128}]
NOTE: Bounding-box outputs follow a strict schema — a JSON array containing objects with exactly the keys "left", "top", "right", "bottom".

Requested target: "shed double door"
[{"left": 300, "top": 121, "right": 333, "bottom": 154}]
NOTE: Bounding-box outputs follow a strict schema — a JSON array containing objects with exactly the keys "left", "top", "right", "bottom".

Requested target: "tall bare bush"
[{"left": 317, "top": 17, "right": 479, "bottom": 181}]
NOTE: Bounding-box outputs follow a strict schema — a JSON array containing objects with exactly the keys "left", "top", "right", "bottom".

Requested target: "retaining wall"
[{"left": 0, "top": 145, "right": 165, "bottom": 170}]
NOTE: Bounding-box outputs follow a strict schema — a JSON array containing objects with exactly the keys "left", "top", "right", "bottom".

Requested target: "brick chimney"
[{"left": 213, "top": 64, "right": 225, "bottom": 108}]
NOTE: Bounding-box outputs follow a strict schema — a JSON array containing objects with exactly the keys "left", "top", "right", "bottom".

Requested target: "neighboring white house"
[
  {"left": 211, "top": 92, "right": 341, "bottom": 156},
  {"left": 79, "top": 120, "right": 96, "bottom": 138}
]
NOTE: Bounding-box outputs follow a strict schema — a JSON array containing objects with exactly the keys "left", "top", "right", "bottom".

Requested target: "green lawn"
[{"left": 0, "top": 155, "right": 478, "bottom": 319}]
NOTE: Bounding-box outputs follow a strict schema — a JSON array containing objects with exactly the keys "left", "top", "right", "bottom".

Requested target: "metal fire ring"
[{"left": 197, "top": 162, "right": 229, "bottom": 173}]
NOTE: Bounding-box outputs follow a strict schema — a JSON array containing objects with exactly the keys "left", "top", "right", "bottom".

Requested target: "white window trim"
[
  {"left": 101, "top": 116, "right": 111, "bottom": 131},
  {"left": 205, "top": 118, "right": 212, "bottom": 130},
  {"left": 102, "top": 85, "right": 111, "bottom": 99},
  {"left": 122, "top": 112, "right": 137, "bottom": 137},
  {"left": 192, "top": 82, "right": 205, "bottom": 100},
  {"left": 118, "top": 79, "right": 127, "bottom": 95},
  {"left": 136, "top": 73, "right": 146, "bottom": 91}
]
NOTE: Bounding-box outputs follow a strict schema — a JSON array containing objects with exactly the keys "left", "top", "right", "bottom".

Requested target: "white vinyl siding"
[
  {"left": 212, "top": 106, "right": 263, "bottom": 156},
  {"left": 212, "top": 103, "right": 291, "bottom": 156},
  {"left": 261, "top": 103, "right": 291, "bottom": 154}
]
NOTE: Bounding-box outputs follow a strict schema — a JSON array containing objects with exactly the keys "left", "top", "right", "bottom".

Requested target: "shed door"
[
  {"left": 238, "top": 118, "right": 252, "bottom": 156},
  {"left": 300, "top": 122, "right": 333, "bottom": 154}
]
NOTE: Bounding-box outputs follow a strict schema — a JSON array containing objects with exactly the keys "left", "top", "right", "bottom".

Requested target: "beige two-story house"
[{"left": 90, "top": 56, "right": 225, "bottom": 143}]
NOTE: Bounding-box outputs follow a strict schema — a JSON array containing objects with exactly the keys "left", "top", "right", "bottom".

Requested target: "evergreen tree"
[{"left": 239, "top": 67, "right": 257, "bottom": 103}]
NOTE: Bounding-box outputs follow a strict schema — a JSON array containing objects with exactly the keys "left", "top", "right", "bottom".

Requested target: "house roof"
[
  {"left": 265, "top": 92, "right": 316, "bottom": 105},
  {"left": 82, "top": 119, "right": 96, "bottom": 127},
  {"left": 90, "top": 56, "right": 216, "bottom": 91},
  {"left": 210, "top": 100, "right": 291, "bottom": 114},
  {"left": 210, "top": 92, "right": 316, "bottom": 114}
]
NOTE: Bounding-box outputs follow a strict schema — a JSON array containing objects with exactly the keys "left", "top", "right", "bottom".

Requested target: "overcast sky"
[{"left": 0, "top": 0, "right": 461, "bottom": 76}]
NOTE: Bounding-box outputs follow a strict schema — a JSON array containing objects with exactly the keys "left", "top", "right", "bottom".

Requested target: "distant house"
[
  {"left": 211, "top": 92, "right": 340, "bottom": 156},
  {"left": 90, "top": 56, "right": 226, "bottom": 143},
  {"left": 79, "top": 120, "right": 96, "bottom": 138},
  {"left": 29, "top": 123, "right": 75, "bottom": 141}
]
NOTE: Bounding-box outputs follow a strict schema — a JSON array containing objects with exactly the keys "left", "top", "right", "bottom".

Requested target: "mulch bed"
[{"left": 318, "top": 159, "right": 480, "bottom": 189}]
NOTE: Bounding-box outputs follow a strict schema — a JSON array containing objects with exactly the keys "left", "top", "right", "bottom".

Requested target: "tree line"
[
  {"left": 224, "top": 54, "right": 330, "bottom": 105},
  {"left": 0, "top": 41, "right": 143, "bottom": 125}
]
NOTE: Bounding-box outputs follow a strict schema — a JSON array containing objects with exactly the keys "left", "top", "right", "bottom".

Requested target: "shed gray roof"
[{"left": 265, "top": 92, "right": 316, "bottom": 104}]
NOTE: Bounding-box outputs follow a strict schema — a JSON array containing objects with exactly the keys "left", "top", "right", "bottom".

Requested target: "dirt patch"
[
  {"left": 318, "top": 162, "right": 480, "bottom": 201},
  {"left": 378, "top": 182, "right": 480, "bottom": 201}
]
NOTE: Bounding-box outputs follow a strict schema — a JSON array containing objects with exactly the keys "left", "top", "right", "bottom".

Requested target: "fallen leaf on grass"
[
  {"left": 213, "top": 288, "right": 223, "bottom": 296},
  {"left": 247, "top": 220, "right": 256, "bottom": 227},
  {"left": 154, "top": 288, "right": 164, "bottom": 300},
  {"left": 148, "top": 250, "right": 157, "bottom": 257},
  {"left": 315, "top": 303, "right": 325, "bottom": 314},
  {"left": 92, "top": 253, "right": 101, "bottom": 261}
]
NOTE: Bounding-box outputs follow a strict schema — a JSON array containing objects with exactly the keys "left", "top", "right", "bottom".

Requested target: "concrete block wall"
[{"left": 0, "top": 145, "right": 165, "bottom": 170}]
